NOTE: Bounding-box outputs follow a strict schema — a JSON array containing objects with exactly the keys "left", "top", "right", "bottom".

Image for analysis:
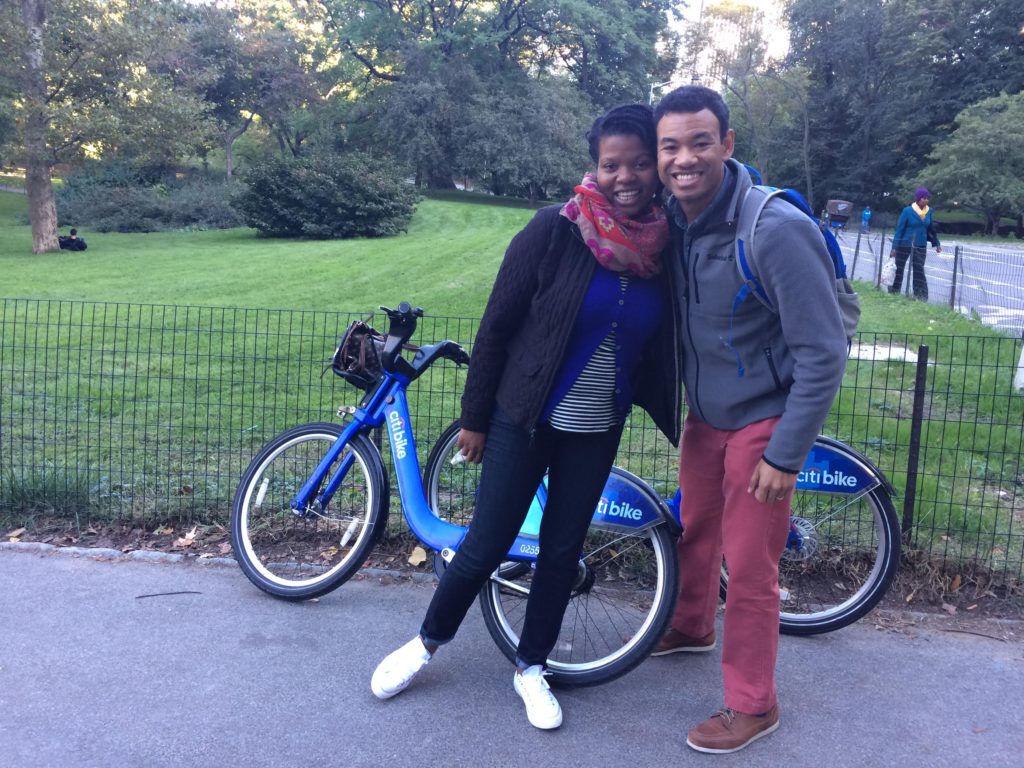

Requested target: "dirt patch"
[
  {"left": 5, "top": 517, "right": 1023, "bottom": 632},
  {"left": 2, "top": 517, "right": 436, "bottom": 573}
]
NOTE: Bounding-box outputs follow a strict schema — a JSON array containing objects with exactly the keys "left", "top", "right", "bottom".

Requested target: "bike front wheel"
[
  {"left": 424, "top": 421, "right": 677, "bottom": 687},
  {"left": 231, "top": 422, "right": 387, "bottom": 600}
]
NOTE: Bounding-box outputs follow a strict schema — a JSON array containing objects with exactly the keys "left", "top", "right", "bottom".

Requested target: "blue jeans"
[{"left": 420, "top": 411, "right": 623, "bottom": 667}]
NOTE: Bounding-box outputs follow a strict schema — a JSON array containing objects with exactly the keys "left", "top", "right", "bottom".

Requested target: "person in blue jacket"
[{"left": 889, "top": 187, "right": 941, "bottom": 300}]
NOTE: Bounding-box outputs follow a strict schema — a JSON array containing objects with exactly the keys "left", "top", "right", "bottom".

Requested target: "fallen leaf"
[
  {"left": 218, "top": 542, "right": 232, "bottom": 555},
  {"left": 941, "top": 602, "right": 957, "bottom": 616},
  {"left": 172, "top": 536, "right": 194, "bottom": 548},
  {"left": 320, "top": 546, "right": 339, "bottom": 560},
  {"left": 971, "top": 726, "right": 990, "bottom": 734},
  {"left": 6, "top": 527, "right": 26, "bottom": 539},
  {"left": 905, "top": 588, "right": 918, "bottom": 604},
  {"left": 950, "top": 574, "right": 961, "bottom": 592},
  {"left": 966, "top": 604, "right": 978, "bottom": 611},
  {"left": 155, "top": 526, "right": 174, "bottom": 535},
  {"left": 408, "top": 546, "right": 428, "bottom": 566}
]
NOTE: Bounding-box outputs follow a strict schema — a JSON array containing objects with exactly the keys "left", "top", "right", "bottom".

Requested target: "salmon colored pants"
[{"left": 672, "top": 413, "right": 791, "bottom": 715}]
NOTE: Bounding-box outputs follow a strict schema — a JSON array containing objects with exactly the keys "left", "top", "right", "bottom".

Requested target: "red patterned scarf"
[{"left": 560, "top": 173, "right": 667, "bottom": 278}]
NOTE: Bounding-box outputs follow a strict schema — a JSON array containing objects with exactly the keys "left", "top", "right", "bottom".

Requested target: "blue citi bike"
[{"left": 230, "top": 304, "right": 900, "bottom": 687}]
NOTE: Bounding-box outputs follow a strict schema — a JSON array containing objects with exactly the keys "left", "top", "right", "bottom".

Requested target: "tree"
[
  {"left": 167, "top": 1, "right": 319, "bottom": 182},
  {"left": 6, "top": 0, "right": 216, "bottom": 252},
  {"left": 317, "top": 0, "right": 678, "bottom": 189},
  {"left": 456, "top": 74, "right": 591, "bottom": 202},
  {"left": 19, "top": 0, "right": 58, "bottom": 253},
  {"left": 913, "top": 92, "right": 1024, "bottom": 234},
  {"left": 785, "top": 0, "right": 1024, "bottom": 210}
]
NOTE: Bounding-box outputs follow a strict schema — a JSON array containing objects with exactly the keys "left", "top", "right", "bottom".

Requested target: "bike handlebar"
[{"left": 376, "top": 304, "right": 468, "bottom": 380}]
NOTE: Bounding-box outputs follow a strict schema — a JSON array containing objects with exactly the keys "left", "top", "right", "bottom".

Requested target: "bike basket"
[{"left": 331, "top": 320, "right": 386, "bottom": 390}]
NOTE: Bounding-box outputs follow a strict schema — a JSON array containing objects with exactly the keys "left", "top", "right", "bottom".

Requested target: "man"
[
  {"left": 652, "top": 85, "right": 848, "bottom": 754},
  {"left": 58, "top": 228, "right": 87, "bottom": 251}
]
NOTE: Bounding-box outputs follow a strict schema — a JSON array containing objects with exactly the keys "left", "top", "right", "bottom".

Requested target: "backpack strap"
[{"left": 734, "top": 185, "right": 781, "bottom": 311}]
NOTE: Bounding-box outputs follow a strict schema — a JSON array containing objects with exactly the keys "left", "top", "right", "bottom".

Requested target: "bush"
[
  {"left": 233, "top": 152, "right": 419, "bottom": 238},
  {"left": 55, "top": 162, "right": 244, "bottom": 232}
]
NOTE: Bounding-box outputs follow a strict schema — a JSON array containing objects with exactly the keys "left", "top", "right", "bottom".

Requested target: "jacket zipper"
[
  {"left": 763, "top": 346, "right": 782, "bottom": 389},
  {"left": 681, "top": 229, "right": 706, "bottom": 421}
]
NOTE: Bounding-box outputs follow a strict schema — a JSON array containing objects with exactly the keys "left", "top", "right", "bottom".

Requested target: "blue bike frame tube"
[
  {"left": 289, "top": 374, "right": 398, "bottom": 513},
  {"left": 383, "top": 391, "right": 570, "bottom": 561},
  {"left": 381, "top": 388, "right": 467, "bottom": 551},
  {"left": 290, "top": 418, "right": 366, "bottom": 513}
]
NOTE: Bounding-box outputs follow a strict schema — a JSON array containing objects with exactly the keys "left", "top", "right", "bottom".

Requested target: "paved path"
[{"left": 1, "top": 547, "right": 1022, "bottom": 768}]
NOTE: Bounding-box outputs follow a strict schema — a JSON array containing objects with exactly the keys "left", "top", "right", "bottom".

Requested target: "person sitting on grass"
[{"left": 58, "top": 228, "right": 87, "bottom": 251}]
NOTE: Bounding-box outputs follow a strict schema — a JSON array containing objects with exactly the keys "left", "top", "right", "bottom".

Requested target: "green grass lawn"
[
  {"left": 2, "top": 190, "right": 1022, "bottom": 580},
  {"left": 0, "top": 191, "right": 530, "bottom": 317}
]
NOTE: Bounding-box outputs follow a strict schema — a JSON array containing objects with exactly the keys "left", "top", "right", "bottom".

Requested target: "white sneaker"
[
  {"left": 513, "top": 665, "right": 563, "bottom": 729},
  {"left": 371, "top": 636, "right": 432, "bottom": 699}
]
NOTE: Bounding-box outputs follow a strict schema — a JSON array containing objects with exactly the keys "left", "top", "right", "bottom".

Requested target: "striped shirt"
[{"left": 548, "top": 276, "right": 629, "bottom": 432}]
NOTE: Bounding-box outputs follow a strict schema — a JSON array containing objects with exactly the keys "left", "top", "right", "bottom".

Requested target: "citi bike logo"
[
  {"left": 597, "top": 496, "right": 643, "bottom": 521},
  {"left": 798, "top": 465, "right": 857, "bottom": 489},
  {"left": 387, "top": 411, "right": 409, "bottom": 459}
]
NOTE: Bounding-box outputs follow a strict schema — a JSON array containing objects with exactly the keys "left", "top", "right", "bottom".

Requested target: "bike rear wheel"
[
  {"left": 424, "top": 421, "right": 677, "bottom": 687},
  {"left": 231, "top": 422, "right": 387, "bottom": 600},
  {"left": 721, "top": 473, "right": 900, "bottom": 635}
]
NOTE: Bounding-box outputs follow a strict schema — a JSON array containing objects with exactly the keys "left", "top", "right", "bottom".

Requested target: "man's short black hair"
[
  {"left": 586, "top": 103, "right": 657, "bottom": 163},
  {"left": 653, "top": 85, "right": 730, "bottom": 139},
  {"left": 70, "top": 228, "right": 77, "bottom": 236}
]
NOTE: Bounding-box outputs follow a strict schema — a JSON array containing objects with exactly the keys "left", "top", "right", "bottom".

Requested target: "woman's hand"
[{"left": 455, "top": 429, "right": 486, "bottom": 464}]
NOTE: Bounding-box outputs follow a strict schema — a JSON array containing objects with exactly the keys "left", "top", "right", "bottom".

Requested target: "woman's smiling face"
[{"left": 595, "top": 133, "right": 660, "bottom": 219}]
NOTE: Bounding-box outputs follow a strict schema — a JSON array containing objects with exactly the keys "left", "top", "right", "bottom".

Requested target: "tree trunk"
[
  {"left": 988, "top": 211, "right": 1000, "bottom": 236},
  {"left": 20, "top": 0, "right": 59, "bottom": 254},
  {"left": 426, "top": 167, "right": 455, "bottom": 190},
  {"left": 223, "top": 115, "right": 254, "bottom": 183}
]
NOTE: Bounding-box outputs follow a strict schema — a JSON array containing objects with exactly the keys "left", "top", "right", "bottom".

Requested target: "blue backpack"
[{"left": 733, "top": 184, "right": 861, "bottom": 348}]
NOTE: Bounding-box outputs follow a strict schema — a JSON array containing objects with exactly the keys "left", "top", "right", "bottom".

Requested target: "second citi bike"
[{"left": 230, "top": 304, "right": 900, "bottom": 687}]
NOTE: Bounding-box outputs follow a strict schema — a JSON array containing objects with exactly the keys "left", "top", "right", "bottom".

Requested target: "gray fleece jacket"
[{"left": 667, "top": 159, "right": 847, "bottom": 472}]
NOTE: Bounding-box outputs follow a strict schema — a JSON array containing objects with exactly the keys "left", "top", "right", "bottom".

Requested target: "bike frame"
[{"left": 291, "top": 368, "right": 677, "bottom": 564}]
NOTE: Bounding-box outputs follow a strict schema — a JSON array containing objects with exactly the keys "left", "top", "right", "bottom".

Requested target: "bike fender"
[{"left": 591, "top": 467, "right": 681, "bottom": 537}]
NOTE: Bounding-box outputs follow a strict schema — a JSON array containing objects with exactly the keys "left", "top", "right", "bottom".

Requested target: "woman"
[
  {"left": 889, "top": 186, "right": 941, "bottom": 300},
  {"left": 370, "top": 103, "right": 682, "bottom": 729}
]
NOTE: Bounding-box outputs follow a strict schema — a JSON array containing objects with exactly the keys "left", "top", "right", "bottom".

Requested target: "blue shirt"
[{"left": 541, "top": 265, "right": 664, "bottom": 423}]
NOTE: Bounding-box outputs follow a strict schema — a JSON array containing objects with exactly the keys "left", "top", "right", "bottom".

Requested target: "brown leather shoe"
[
  {"left": 650, "top": 627, "right": 716, "bottom": 656},
  {"left": 686, "top": 704, "right": 780, "bottom": 754}
]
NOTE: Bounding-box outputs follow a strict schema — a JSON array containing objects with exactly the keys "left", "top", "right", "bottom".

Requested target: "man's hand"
[
  {"left": 748, "top": 459, "right": 798, "bottom": 504},
  {"left": 455, "top": 429, "right": 486, "bottom": 464}
]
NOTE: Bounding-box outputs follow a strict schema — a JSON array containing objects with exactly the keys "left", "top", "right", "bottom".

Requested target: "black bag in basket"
[{"left": 331, "top": 320, "right": 386, "bottom": 390}]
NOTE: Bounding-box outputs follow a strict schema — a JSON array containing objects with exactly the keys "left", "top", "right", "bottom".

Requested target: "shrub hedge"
[
  {"left": 56, "top": 162, "right": 244, "bottom": 232},
  {"left": 233, "top": 152, "right": 419, "bottom": 238}
]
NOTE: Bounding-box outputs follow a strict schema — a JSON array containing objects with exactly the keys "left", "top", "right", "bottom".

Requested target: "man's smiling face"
[{"left": 656, "top": 108, "right": 735, "bottom": 221}]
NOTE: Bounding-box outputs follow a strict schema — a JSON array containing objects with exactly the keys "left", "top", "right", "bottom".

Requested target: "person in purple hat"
[{"left": 889, "top": 186, "right": 941, "bottom": 300}]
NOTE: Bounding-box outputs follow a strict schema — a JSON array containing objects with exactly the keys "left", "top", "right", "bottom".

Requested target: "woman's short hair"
[{"left": 586, "top": 103, "right": 657, "bottom": 163}]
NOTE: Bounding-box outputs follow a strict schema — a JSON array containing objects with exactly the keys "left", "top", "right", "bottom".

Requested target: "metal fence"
[
  {"left": 2, "top": 298, "right": 1022, "bottom": 582},
  {"left": 838, "top": 228, "right": 1024, "bottom": 336}
]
